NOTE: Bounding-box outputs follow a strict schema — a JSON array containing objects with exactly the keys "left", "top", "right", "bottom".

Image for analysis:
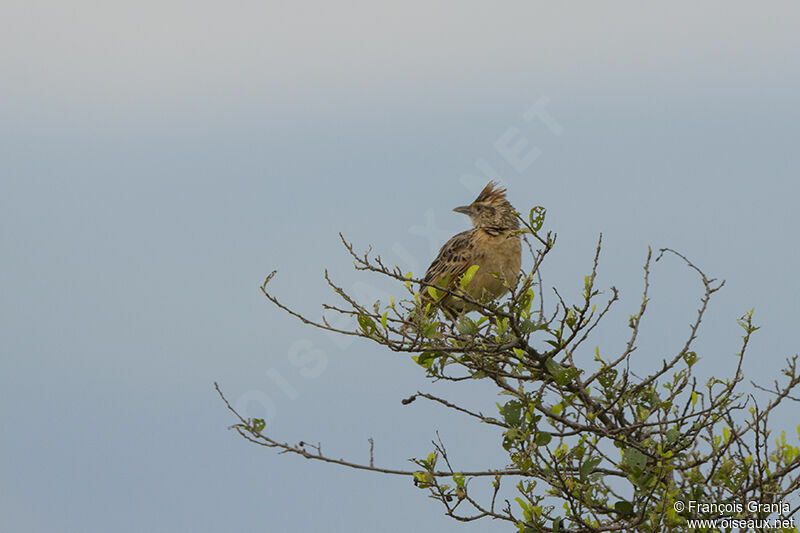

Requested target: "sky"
[{"left": 2, "top": 2, "right": 800, "bottom": 532}]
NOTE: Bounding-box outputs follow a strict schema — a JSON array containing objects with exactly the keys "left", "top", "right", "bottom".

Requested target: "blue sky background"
[{"left": 2, "top": 2, "right": 800, "bottom": 532}]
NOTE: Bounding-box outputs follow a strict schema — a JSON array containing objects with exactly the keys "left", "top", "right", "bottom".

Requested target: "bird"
[{"left": 419, "top": 182, "right": 521, "bottom": 318}]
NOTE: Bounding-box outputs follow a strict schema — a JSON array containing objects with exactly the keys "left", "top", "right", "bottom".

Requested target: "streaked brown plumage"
[{"left": 421, "top": 182, "right": 521, "bottom": 317}]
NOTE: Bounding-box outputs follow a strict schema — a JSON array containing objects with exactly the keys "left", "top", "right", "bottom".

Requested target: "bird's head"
[{"left": 453, "top": 182, "right": 519, "bottom": 230}]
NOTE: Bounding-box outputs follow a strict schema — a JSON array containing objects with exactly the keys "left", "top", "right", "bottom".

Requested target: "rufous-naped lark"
[{"left": 420, "top": 182, "right": 521, "bottom": 317}]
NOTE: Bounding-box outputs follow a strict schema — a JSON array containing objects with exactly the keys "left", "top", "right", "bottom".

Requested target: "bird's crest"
[{"left": 474, "top": 181, "right": 508, "bottom": 205}]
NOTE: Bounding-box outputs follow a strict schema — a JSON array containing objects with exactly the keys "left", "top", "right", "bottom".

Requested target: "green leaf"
[
  {"left": 357, "top": 314, "right": 376, "bottom": 336},
  {"left": 691, "top": 391, "right": 698, "bottom": 407},
  {"left": 460, "top": 264, "right": 480, "bottom": 289},
  {"left": 633, "top": 472, "right": 657, "bottom": 490},
  {"left": 456, "top": 316, "right": 478, "bottom": 336},
  {"left": 516, "top": 289, "right": 534, "bottom": 313},
  {"left": 414, "top": 351, "right": 441, "bottom": 369},
  {"left": 515, "top": 497, "right": 533, "bottom": 523},
  {"left": 499, "top": 400, "right": 523, "bottom": 426},
  {"left": 580, "top": 457, "right": 602, "bottom": 480},
  {"left": 251, "top": 418, "right": 266, "bottom": 434},
  {"left": 622, "top": 447, "right": 647, "bottom": 473},
  {"left": 503, "top": 428, "right": 522, "bottom": 450},
  {"left": 520, "top": 319, "right": 546, "bottom": 334},
  {"left": 380, "top": 311, "right": 388, "bottom": 330},
  {"left": 427, "top": 286, "right": 441, "bottom": 301},
  {"left": 529, "top": 206, "right": 546, "bottom": 232},
  {"left": 413, "top": 471, "right": 433, "bottom": 488},
  {"left": 534, "top": 432, "right": 552, "bottom": 446},
  {"left": 666, "top": 427, "right": 679, "bottom": 444},
  {"left": 421, "top": 321, "right": 439, "bottom": 338},
  {"left": 614, "top": 500, "right": 634, "bottom": 516},
  {"left": 545, "top": 357, "right": 568, "bottom": 386},
  {"left": 598, "top": 368, "right": 617, "bottom": 390}
]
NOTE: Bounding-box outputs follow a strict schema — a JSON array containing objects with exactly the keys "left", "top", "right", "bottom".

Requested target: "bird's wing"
[{"left": 422, "top": 229, "right": 478, "bottom": 291}]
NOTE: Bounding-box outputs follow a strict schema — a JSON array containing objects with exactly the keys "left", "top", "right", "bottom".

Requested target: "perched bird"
[{"left": 420, "top": 182, "right": 521, "bottom": 318}]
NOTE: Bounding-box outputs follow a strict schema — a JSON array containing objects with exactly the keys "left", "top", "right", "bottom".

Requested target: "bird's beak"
[{"left": 453, "top": 205, "right": 472, "bottom": 215}]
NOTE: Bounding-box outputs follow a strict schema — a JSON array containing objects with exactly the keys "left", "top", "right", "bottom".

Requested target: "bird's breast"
[{"left": 468, "top": 232, "right": 521, "bottom": 300}]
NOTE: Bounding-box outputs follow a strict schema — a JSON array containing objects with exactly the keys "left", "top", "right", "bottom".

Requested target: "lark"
[{"left": 420, "top": 182, "right": 521, "bottom": 317}]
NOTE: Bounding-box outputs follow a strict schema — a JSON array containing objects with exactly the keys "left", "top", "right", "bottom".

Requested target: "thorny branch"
[{"left": 220, "top": 214, "right": 800, "bottom": 532}]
